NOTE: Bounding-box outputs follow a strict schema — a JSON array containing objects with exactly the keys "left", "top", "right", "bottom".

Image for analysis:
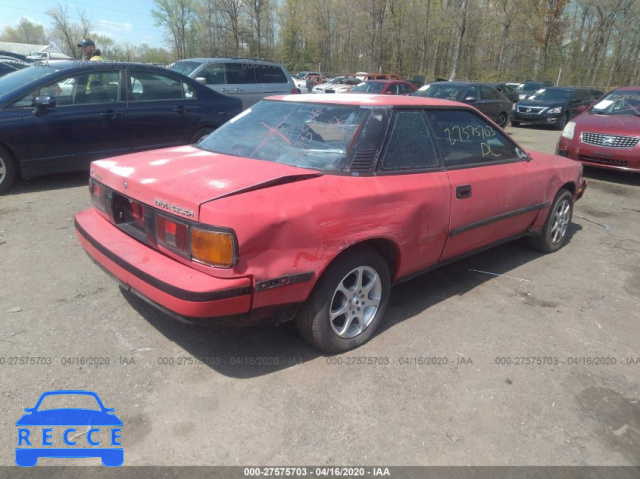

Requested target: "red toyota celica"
[{"left": 75, "top": 94, "right": 586, "bottom": 353}]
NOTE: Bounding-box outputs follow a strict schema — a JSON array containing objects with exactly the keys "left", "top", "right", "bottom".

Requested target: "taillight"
[
  {"left": 291, "top": 87, "right": 299, "bottom": 94},
  {"left": 89, "top": 178, "right": 107, "bottom": 212},
  {"left": 156, "top": 215, "right": 189, "bottom": 256}
]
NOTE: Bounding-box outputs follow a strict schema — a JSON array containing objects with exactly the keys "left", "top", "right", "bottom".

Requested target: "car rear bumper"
[{"left": 75, "top": 208, "right": 253, "bottom": 320}]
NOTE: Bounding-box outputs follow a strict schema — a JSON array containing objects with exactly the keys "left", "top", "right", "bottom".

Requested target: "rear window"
[
  {"left": 259, "top": 65, "right": 288, "bottom": 84},
  {"left": 198, "top": 101, "right": 369, "bottom": 171}
]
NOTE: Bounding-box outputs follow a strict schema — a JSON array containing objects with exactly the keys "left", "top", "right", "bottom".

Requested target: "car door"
[
  {"left": 17, "top": 69, "right": 129, "bottom": 173},
  {"left": 426, "top": 108, "right": 550, "bottom": 260},
  {"left": 126, "top": 69, "right": 204, "bottom": 150},
  {"left": 376, "top": 109, "right": 451, "bottom": 276}
]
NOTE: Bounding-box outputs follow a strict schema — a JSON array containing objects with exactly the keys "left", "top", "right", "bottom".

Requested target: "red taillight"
[
  {"left": 90, "top": 179, "right": 107, "bottom": 212},
  {"left": 156, "top": 215, "right": 189, "bottom": 255},
  {"left": 291, "top": 87, "right": 299, "bottom": 94}
]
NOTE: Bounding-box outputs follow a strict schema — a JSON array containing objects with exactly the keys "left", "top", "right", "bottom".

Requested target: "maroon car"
[{"left": 556, "top": 86, "right": 640, "bottom": 172}]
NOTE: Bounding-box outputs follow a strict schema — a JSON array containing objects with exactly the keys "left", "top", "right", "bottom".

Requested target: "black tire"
[
  {"left": 510, "top": 120, "right": 520, "bottom": 127},
  {"left": 296, "top": 247, "right": 391, "bottom": 353},
  {"left": 190, "top": 127, "right": 214, "bottom": 144},
  {"left": 0, "top": 146, "right": 16, "bottom": 195},
  {"left": 555, "top": 113, "right": 569, "bottom": 131},
  {"left": 495, "top": 113, "right": 508, "bottom": 128},
  {"left": 527, "top": 189, "right": 573, "bottom": 253}
]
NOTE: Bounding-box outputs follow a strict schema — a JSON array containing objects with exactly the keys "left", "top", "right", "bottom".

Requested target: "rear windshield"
[
  {"left": 168, "top": 60, "right": 203, "bottom": 76},
  {"left": 413, "top": 84, "right": 465, "bottom": 101},
  {"left": 198, "top": 101, "right": 369, "bottom": 171}
]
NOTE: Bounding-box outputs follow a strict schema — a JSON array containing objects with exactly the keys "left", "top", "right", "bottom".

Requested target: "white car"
[
  {"left": 294, "top": 71, "right": 321, "bottom": 93},
  {"left": 313, "top": 76, "right": 361, "bottom": 94}
]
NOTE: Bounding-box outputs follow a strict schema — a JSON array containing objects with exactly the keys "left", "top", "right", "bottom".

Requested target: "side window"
[
  {"left": 428, "top": 109, "right": 521, "bottom": 168},
  {"left": 129, "top": 71, "right": 184, "bottom": 101},
  {"left": 225, "top": 63, "right": 257, "bottom": 84},
  {"left": 259, "top": 65, "right": 288, "bottom": 84},
  {"left": 466, "top": 85, "right": 479, "bottom": 99},
  {"left": 481, "top": 86, "right": 499, "bottom": 100},
  {"left": 399, "top": 83, "right": 414, "bottom": 95},
  {"left": 200, "top": 63, "right": 226, "bottom": 85},
  {"left": 380, "top": 110, "right": 439, "bottom": 171}
]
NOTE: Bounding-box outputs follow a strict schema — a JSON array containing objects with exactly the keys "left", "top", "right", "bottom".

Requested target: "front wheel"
[
  {"left": 495, "top": 113, "right": 508, "bottom": 128},
  {"left": 527, "top": 189, "right": 573, "bottom": 253},
  {"left": 296, "top": 248, "right": 390, "bottom": 353},
  {"left": 0, "top": 146, "right": 16, "bottom": 195},
  {"left": 555, "top": 113, "right": 569, "bottom": 131}
]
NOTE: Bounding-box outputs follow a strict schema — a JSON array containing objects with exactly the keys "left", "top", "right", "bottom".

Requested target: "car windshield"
[
  {"left": 0, "top": 63, "right": 67, "bottom": 96},
  {"left": 529, "top": 89, "right": 572, "bottom": 101},
  {"left": 168, "top": 60, "right": 203, "bottom": 76},
  {"left": 517, "top": 82, "right": 543, "bottom": 92},
  {"left": 198, "top": 101, "right": 369, "bottom": 171},
  {"left": 350, "top": 82, "right": 385, "bottom": 93},
  {"left": 590, "top": 91, "right": 640, "bottom": 116},
  {"left": 413, "top": 84, "right": 465, "bottom": 101}
]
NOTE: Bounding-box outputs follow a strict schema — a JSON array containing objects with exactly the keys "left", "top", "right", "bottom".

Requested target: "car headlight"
[
  {"left": 561, "top": 121, "right": 576, "bottom": 139},
  {"left": 512, "top": 103, "right": 517, "bottom": 110},
  {"left": 547, "top": 107, "right": 562, "bottom": 114}
]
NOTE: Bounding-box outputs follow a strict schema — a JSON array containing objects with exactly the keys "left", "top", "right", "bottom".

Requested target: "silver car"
[{"left": 169, "top": 58, "right": 297, "bottom": 109}]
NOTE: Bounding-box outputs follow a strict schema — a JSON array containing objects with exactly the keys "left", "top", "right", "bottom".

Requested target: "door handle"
[
  {"left": 233, "top": 88, "right": 243, "bottom": 93},
  {"left": 172, "top": 106, "right": 185, "bottom": 114},
  {"left": 99, "top": 110, "right": 123, "bottom": 119},
  {"left": 456, "top": 184, "right": 472, "bottom": 199}
]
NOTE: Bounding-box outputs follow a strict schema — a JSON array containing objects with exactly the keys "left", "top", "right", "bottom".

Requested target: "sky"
[{"left": 0, "top": 0, "right": 165, "bottom": 49}]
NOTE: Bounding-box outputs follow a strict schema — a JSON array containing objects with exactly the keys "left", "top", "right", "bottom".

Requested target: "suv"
[
  {"left": 353, "top": 72, "right": 402, "bottom": 81},
  {"left": 169, "top": 58, "right": 297, "bottom": 109},
  {"left": 511, "top": 86, "right": 592, "bottom": 130}
]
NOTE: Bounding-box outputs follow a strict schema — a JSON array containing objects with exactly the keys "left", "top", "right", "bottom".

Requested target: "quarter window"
[{"left": 380, "top": 111, "right": 439, "bottom": 170}]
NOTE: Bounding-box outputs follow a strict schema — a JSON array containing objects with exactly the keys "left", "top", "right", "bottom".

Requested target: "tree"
[
  {"left": 0, "top": 17, "right": 47, "bottom": 45},
  {"left": 152, "top": 0, "right": 197, "bottom": 59},
  {"left": 46, "top": 3, "right": 93, "bottom": 58}
]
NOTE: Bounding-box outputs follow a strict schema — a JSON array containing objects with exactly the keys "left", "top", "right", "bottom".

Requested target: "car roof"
[
  {"left": 427, "top": 81, "right": 474, "bottom": 87},
  {"left": 176, "top": 57, "right": 283, "bottom": 65},
  {"left": 267, "top": 93, "right": 470, "bottom": 108},
  {"left": 613, "top": 86, "right": 640, "bottom": 92}
]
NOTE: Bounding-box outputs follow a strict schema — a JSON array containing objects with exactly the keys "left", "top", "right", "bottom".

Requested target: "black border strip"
[
  {"left": 449, "top": 202, "right": 550, "bottom": 238},
  {"left": 75, "top": 218, "right": 252, "bottom": 303}
]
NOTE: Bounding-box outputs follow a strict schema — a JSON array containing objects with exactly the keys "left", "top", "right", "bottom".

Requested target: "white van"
[{"left": 169, "top": 58, "right": 297, "bottom": 109}]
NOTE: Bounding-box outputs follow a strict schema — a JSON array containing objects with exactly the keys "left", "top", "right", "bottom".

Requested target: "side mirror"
[
  {"left": 576, "top": 105, "right": 587, "bottom": 113},
  {"left": 33, "top": 95, "right": 55, "bottom": 116},
  {"left": 195, "top": 77, "right": 206, "bottom": 85}
]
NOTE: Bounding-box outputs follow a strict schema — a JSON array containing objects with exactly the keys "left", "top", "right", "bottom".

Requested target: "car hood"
[
  {"left": 16, "top": 409, "right": 123, "bottom": 426},
  {"left": 91, "top": 145, "right": 323, "bottom": 222},
  {"left": 518, "top": 99, "right": 565, "bottom": 109},
  {"left": 574, "top": 112, "right": 640, "bottom": 135}
]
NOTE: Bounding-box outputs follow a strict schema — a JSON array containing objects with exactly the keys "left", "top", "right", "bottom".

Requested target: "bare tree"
[
  {"left": 0, "top": 17, "right": 47, "bottom": 45},
  {"left": 46, "top": 4, "right": 92, "bottom": 58},
  {"left": 152, "top": 0, "right": 197, "bottom": 59}
]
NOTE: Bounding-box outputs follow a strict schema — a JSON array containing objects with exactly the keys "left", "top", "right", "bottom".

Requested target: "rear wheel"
[
  {"left": 296, "top": 248, "right": 390, "bottom": 353},
  {"left": 190, "top": 127, "right": 214, "bottom": 144},
  {"left": 527, "top": 189, "right": 573, "bottom": 253},
  {"left": 495, "top": 113, "right": 508, "bottom": 128},
  {"left": 0, "top": 146, "right": 16, "bottom": 195}
]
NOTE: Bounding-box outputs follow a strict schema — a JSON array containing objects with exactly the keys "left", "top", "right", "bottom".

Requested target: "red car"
[
  {"left": 348, "top": 80, "right": 417, "bottom": 95},
  {"left": 556, "top": 86, "right": 640, "bottom": 172},
  {"left": 75, "top": 95, "right": 586, "bottom": 353}
]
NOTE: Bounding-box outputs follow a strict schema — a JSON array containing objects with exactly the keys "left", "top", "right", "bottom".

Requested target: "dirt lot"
[{"left": 0, "top": 125, "right": 639, "bottom": 471}]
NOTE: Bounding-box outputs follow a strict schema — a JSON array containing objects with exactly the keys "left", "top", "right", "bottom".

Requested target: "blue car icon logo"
[{"left": 16, "top": 390, "right": 123, "bottom": 467}]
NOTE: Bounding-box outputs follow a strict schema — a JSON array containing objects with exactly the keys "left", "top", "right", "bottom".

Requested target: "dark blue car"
[
  {"left": 16, "top": 390, "right": 123, "bottom": 467},
  {"left": 0, "top": 60, "right": 242, "bottom": 194}
]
